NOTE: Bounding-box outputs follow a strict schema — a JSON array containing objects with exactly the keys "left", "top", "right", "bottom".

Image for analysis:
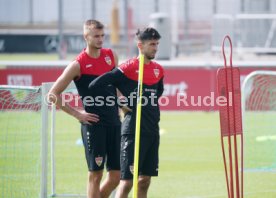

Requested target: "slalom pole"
[{"left": 133, "top": 54, "right": 145, "bottom": 198}]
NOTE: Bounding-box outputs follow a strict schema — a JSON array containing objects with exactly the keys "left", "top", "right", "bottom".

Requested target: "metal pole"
[
  {"left": 184, "top": 0, "right": 189, "bottom": 54},
  {"left": 184, "top": 0, "right": 189, "bottom": 36},
  {"left": 154, "top": 0, "right": 159, "bottom": 12},
  {"left": 171, "top": 0, "right": 179, "bottom": 58},
  {"left": 58, "top": 0, "right": 64, "bottom": 60},
  {"left": 41, "top": 83, "right": 50, "bottom": 198},
  {"left": 266, "top": 0, "right": 270, "bottom": 12},
  {"left": 51, "top": 105, "right": 56, "bottom": 197},
  {"left": 213, "top": 0, "right": 217, "bottom": 14},
  {"left": 124, "top": 0, "right": 128, "bottom": 42},
  {"left": 91, "top": 0, "right": 96, "bottom": 19},
  {"left": 29, "top": 0, "right": 33, "bottom": 24},
  {"left": 241, "top": 0, "right": 245, "bottom": 12},
  {"left": 124, "top": 0, "right": 129, "bottom": 56}
]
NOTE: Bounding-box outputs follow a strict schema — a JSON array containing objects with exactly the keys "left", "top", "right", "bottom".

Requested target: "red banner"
[{"left": 1, "top": 65, "right": 276, "bottom": 110}]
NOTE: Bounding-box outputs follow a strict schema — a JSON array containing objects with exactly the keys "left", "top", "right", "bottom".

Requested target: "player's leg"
[
  {"left": 115, "top": 179, "right": 133, "bottom": 198},
  {"left": 138, "top": 134, "right": 159, "bottom": 197},
  {"left": 100, "top": 170, "right": 120, "bottom": 198},
  {"left": 138, "top": 176, "right": 151, "bottom": 198},
  {"left": 100, "top": 125, "right": 121, "bottom": 198},
  {"left": 115, "top": 134, "right": 136, "bottom": 198},
  {"left": 87, "top": 170, "right": 103, "bottom": 198},
  {"left": 81, "top": 124, "right": 107, "bottom": 198}
]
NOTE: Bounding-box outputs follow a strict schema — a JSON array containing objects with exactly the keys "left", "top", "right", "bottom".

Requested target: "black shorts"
[
  {"left": 81, "top": 124, "right": 121, "bottom": 171},
  {"left": 120, "top": 134, "right": 159, "bottom": 179}
]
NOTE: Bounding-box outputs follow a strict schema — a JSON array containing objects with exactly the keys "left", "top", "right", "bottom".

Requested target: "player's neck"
[
  {"left": 138, "top": 55, "right": 151, "bottom": 64},
  {"left": 85, "top": 47, "right": 101, "bottom": 58},
  {"left": 144, "top": 58, "right": 151, "bottom": 64}
]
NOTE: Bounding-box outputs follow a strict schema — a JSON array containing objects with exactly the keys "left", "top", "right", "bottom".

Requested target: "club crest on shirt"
[
  {"left": 105, "top": 56, "right": 112, "bottom": 66},
  {"left": 129, "top": 165, "right": 134, "bottom": 175},
  {"left": 153, "top": 68, "right": 160, "bottom": 78},
  {"left": 95, "top": 156, "right": 103, "bottom": 167}
]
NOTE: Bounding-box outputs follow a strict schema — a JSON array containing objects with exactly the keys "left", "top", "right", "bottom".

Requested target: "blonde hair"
[{"left": 83, "top": 19, "right": 104, "bottom": 35}]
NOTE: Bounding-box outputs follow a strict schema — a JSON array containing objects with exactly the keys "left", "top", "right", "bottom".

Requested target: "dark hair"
[
  {"left": 84, "top": 19, "right": 104, "bottom": 29},
  {"left": 136, "top": 27, "right": 161, "bottom": 41}
]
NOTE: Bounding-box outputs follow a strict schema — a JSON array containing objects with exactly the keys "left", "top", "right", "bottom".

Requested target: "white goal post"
[{"left": 43, "top": 82, "right": 88, "bottom": 198}]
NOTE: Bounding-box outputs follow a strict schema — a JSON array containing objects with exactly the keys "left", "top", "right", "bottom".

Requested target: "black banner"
[{"left": 0, "top": 34, "right": 87, "bottom": 53}]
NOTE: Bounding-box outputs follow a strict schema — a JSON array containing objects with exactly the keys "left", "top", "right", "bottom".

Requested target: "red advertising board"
[{"left": 1, "top": 64, "right": 276, "bottom": 110}]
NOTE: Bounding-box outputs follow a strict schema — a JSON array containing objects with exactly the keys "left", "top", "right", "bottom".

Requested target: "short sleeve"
[{"left": 118, "top": 59, "right": 135, "bottom": 77}]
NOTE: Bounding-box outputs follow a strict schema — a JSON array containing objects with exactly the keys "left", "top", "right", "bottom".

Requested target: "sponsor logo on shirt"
[{"left": 86, "top": 64, "right": 93, "bottom": 68}]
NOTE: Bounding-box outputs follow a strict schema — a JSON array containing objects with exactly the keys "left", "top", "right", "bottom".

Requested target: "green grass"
[{"left": 1, "top": 111, "right": 276, "bottom": 197}]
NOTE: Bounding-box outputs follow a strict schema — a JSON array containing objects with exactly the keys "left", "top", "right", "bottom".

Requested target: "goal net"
[
  {"left": 242, "top": 70, "right": 276, "bottom": 195},
  {"left": 0, "top": 85, "right": 42, "bottom": 198},
  {"left": 0, "top": 83, "right": 88, "bottom": 198}
]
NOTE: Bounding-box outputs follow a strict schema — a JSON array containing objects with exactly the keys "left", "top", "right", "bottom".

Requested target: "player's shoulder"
[
  {"left": 119, "top": 57, "right": 137, "bottom": 71},
  {"left": 151, "top": 60, "right": 164, "bottom": 75},
  {"left": 62, "top": 60, "right": 80, "bottom": 80},
  {"left": 101, "top": 48, "right": 113, "bottom": 55},
  {"left": 151, "top": 60, "right": 163, "bottom": 69},
  {"left": 67, "top": 60, "right": 80, "bottom": 71},
  {"left": 101, "top": 48, "right": 116, "bottom": 59},
  {"left": 125, "top": 57, "right": 138, "bottom": 66},
  {"left": 75, "top": 49, "right": 86, "bottom": 62}
]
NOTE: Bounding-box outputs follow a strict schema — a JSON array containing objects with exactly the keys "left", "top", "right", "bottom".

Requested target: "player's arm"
[
  {"left": 88, "top": 68, "right": 123, "bottom": 89},
  {"left": 111, "top": 50, "right": 119, "bottom": 67},
  {"left": 157, "top": 77, "right": 164, "bottom": 98},
  {"left": 110, "top": 50, "right": 132, "bottom": 113},
  {"left": 88, "top": 68, "right": 131, "bottom": 110},
  {"left": 48, "top": 61, "right": 99, "bottom": 124}
]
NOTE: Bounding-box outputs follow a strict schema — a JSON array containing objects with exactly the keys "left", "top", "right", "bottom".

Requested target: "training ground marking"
[{"left": 256, "top": 135, "right": 276, "bottom": 142}]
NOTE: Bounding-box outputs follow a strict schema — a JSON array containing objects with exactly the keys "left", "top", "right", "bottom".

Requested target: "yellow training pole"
[{"left": 132, "top": 54, "right": 145, "bottom": 198}]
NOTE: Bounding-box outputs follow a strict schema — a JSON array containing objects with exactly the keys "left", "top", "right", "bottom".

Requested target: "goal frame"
[
  {"left": 241, "top": 70, "right": 276, "bottom": 119},
  {"left": 0, "top": 84, "right": 49, "bottom": 198},
  {"left": 41, "top": 82, "right": 88, "bottom": 198},
  {"left": 1, "top": 82, "right": 106, "bottom": 198}
]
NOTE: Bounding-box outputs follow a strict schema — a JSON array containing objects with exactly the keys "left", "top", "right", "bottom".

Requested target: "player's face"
[
  {"left": 141, "top": 39, "right": 159, "bottom": 60},
  {"left": 85, "top": 27, "right": 105, "bottom": 49}
]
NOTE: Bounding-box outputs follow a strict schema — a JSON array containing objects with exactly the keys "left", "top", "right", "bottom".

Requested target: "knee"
[
  {"left": 138, "top": 177, "right": 151, "bottom": 191},
  {"left": 88, "top": 171, "right": 103, "bottom": 185},
  {"left": 119, "top": 180, "right": 133, "bottom": 193},
  {"left": 107, "top": 171, "right": 120, "bottom": 187}
]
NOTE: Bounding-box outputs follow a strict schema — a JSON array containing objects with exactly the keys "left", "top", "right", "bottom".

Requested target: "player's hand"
[
  {"left": 121, "top": 105, "right": 132, "bottom": 114},
  {"left": 76, "top": 110, "right": 99, "bottom": 125}
]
